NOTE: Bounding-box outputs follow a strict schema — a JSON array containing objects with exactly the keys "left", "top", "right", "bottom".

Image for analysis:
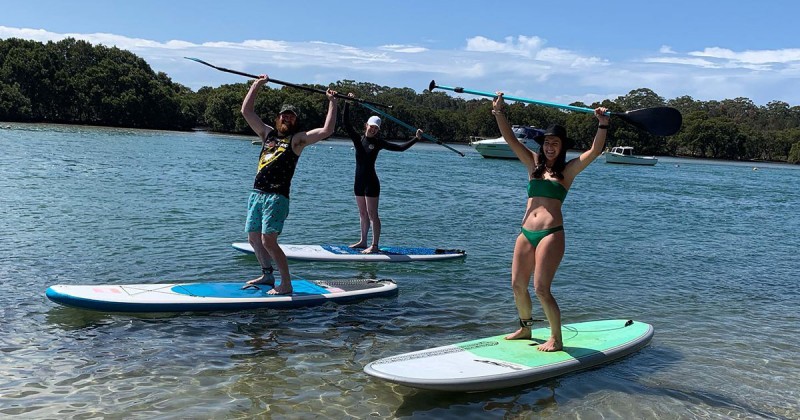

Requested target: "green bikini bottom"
[{"left": 520, "top": 225, "right": 564, "bottom": 247}]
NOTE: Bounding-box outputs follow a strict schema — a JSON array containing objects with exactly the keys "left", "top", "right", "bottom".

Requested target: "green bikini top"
[{"left": 527, "top": 178, "right": 568, "bottom": 202}]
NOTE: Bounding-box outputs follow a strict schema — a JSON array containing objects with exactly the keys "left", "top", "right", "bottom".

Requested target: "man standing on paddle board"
[
  {"left": 493, "top": 92, "right": 609, "bottom": 351},
  {"left": 342, "top": 94, "right": 422, "bottom": 254},
  {"left": 241, "top": 75, "right": 338, "bottom": 294}
]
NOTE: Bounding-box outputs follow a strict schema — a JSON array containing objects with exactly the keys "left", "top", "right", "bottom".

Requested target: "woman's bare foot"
[
  {"left": 537, "top": 338, "right": 563, "bottom": 352},
  {"left": 361, "top": 245, "right": 380, "bottom": 254},
  {"left": 349, "top": 242, "right": 367, "bottom": 249},
  {"left": 504, "top": 328, "right": 531, "bottom": 340}
]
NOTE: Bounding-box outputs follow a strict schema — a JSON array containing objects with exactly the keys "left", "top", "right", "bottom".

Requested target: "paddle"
[
  {"left": 357, "top": 102, "right": 465, "bottom": 157},
  {"left": 429, "top": 80, "right": 682, "bottom": 136},
  {"left": 185, "top": 57, "right": 393, "bottom": 109}
]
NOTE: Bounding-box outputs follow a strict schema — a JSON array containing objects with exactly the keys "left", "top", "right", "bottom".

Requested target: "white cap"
[{"left": 367, "top": 116, "right": 381, "bottom": 128}]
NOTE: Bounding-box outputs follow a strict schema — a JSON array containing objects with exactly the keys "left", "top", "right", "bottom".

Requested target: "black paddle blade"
[
  {"left": 617, "top": 107, "right": 682, "bottom": 136},
  {"left": 428, "top": 80, "right": 437, "bottom": 91}
]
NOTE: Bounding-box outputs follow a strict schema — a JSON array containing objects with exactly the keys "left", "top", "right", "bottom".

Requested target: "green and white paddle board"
[{"left": 364, "top": 319, "right": 653, "bottom": 392}]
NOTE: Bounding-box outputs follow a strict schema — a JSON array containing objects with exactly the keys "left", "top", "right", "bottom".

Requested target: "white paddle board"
[
  {"left": 46, "top": 278, "right": 397, "bottom": 312},
  {"left": 231, "top": 242, "right": 466, "bottom": 262},
  {"left": 364, "top": 319, "right": 653, "bottom": 392}
]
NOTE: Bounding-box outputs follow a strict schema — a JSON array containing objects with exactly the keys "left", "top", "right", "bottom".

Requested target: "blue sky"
[{"left": 2, "top": 0, "right": 799, "bottom": 106}]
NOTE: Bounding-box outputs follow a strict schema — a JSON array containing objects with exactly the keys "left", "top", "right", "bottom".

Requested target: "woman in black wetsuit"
[{"left": 342, "top": 97, "right": 422, "bottom": 254}]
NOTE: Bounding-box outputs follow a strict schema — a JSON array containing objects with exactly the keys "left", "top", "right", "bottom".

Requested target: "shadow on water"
[
  {"left": 392, "top": 345, "right": 789, "bottom": 419},
  {"left": 44, "top": 305, "right": 187, "bottom": 330}
]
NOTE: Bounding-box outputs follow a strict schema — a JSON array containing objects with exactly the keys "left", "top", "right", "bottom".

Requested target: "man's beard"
[{"left": 275, "top": 118, "right": 297, "bottom": 135}]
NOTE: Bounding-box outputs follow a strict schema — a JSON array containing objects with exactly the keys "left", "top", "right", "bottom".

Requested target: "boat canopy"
[{"left": 611, "top": 146, "right": 635, "bottom": 156}]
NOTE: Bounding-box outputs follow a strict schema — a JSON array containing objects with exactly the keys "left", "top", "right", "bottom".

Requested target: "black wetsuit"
[
  {"left": 343, "top": 103, "right": 418, "bottom": 197},
  {"left": 253, "top": 131, "right": 298, "bottom": 198}
]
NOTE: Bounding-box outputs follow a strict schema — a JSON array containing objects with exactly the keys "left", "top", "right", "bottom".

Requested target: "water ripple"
[{"left": 1, "top": 125, "right": 798, "bottom": 418}]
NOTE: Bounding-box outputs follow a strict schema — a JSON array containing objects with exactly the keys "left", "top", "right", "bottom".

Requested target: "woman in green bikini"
[{"left": 492, "top": 92, "right": 609, "bottom": 352}]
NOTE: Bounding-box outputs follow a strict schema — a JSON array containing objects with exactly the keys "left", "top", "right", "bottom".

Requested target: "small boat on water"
[
  {"left": 471, "top": 125, "right": 545, "bottom": 159},
  {"left": 604, "top": 146, "right": 658, "bottom": 166}
]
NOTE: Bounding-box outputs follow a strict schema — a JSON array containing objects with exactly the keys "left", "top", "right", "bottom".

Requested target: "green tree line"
[
  {"left": 2, "top": 37, "right": 799, "bottom": 163},
  {"left": 0, "top": 37, "right": 197, "bottom": 130}
]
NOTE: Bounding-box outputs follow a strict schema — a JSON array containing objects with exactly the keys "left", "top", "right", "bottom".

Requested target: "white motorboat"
[
  {"left": 471, "top": 125, "right": 545, "bottom": 159},
  {"left": 604, "top": 146, "right": 658, "bottom": 166}
]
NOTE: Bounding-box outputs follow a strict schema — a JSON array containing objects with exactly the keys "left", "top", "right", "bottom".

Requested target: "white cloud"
[
  {"left": 644, "top": 56, "right": 719, "bottom": 68},
  {"left": 536, "top": 48, "right": 607, "bottom": 68},
  {"left": 1, "top": 26, "right": 798, "bottom": 105},
  {"left": 465, "top": 35, "right": 544, "bottom": 58},
  {"left": 237, "top": 40, "right": 289, "bottom": 51},
  {"left": 0, "top": 26, "right": 60, "bottom": 42},
  {"left": 463, "top": 35, "right": 606, "bottom": 71},
  {"left": 380, "top": 44, "right": 428, "bottom": 53},
  {"left": 659, "top": 45, "right": 676, "bottom": 54},
  {"left": 691, "top": 47, "right": 800, "bottom": 65},
  {"left": 645, "top": 46, "right": 800, "bottom": 72}
]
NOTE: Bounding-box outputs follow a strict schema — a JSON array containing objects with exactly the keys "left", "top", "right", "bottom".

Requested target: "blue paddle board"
[
  {"left": 231, "top": 242, "right": 466, "bottom": 262},
  {"left": 364, "top": 319, "right": 653, "bottom": 392},
  {"left": 46, "top": 278, "right": 397, "bottom": 312}
]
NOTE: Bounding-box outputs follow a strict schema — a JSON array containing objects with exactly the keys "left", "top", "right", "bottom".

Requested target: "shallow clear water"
[{"left": 1, "top": 123, "right": 798, "bottom": 419}]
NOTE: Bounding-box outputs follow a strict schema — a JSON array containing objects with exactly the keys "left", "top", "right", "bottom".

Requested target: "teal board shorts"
[{"left": 245, "top": 191, "right": 290, "bottom": 235}]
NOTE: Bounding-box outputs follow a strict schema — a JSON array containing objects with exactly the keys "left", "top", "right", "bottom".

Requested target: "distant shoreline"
[{"left": 2, "top": 121, "right": 796, "bottom": 166}]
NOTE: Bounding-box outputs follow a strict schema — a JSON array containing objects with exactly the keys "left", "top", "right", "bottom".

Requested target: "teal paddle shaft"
[
  {"left": 358, "top": 102, "right": 465, "bottom": 157},
  {"left": 431, "top": 80, "right": 600, "bottom": 115},
  {"left": 428, "top": 80, "right": 682, "bottom": 136}
]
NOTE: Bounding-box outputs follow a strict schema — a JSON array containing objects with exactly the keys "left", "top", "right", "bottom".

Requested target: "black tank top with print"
[{"left": 253, "top": 132, "right": 299, "bottom": 198}]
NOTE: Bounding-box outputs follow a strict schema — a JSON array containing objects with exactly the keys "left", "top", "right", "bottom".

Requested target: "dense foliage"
[
  {"left": 0, "top": 38, "right": 196, "bottom": 130},
  {"left": 2, "top": 38, "right": 799, "bottom": 163}
]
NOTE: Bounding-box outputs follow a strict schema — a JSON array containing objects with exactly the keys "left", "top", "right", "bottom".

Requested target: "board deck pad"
[
  {"left": 231, "top": 242, "right": 466, "bottom": 262},
  {"left": 364, "top": 319, "right": 653, "bottom": 392},
  {"left": 173, "top": 280, "right": 331, "bottom": 297},
  {"left": 320, "top": 245, "right": 454, "bottom": 255},
  {"left": 46, "top": 278, "right": 397, "bottom": 312}
]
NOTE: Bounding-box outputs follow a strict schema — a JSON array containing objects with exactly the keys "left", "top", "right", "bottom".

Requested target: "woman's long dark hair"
[{"left": 531, "top": 144, "right": 568, "bottom": 180}]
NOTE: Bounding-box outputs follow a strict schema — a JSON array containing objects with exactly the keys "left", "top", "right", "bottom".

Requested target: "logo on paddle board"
[{"left": 474, "top": 359, "right": 524, "bottom": 371}]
